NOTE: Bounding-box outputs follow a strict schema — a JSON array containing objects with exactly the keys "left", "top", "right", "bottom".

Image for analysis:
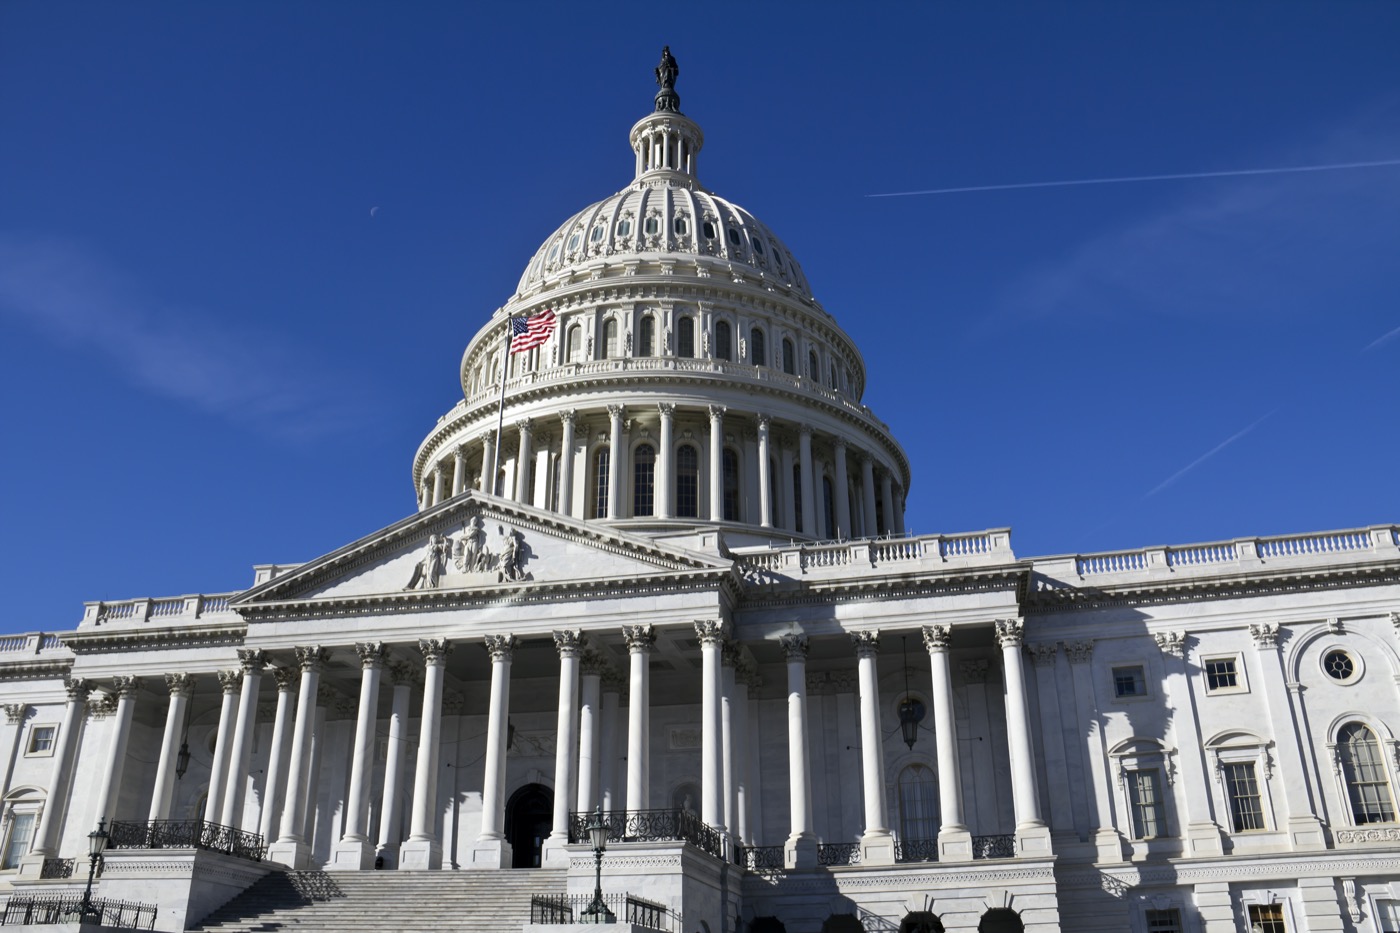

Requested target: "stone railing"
[
  {"left": 0, "top": 633, "right": 71, "bottom": 657},
  {"left": 81, "top": 593, "right": 240, "bottom": 628},
  {"left": 734, "top": 529, "right": 1014, "bottom": 581}
]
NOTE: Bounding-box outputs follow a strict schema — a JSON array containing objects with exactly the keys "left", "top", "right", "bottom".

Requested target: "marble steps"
[{"left": 195, "top": 867, "right": 566, "bottom": 933}]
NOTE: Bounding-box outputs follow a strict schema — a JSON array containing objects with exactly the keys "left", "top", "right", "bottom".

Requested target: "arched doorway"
[
  {"left": 899, "top": 913, "right": 945, "bottom": 933},
  {"left": 505, "top": 783, "right": 553, "bottom": 868},
  {"left": 978, "top": 909, "right": 1023, "bottom": 933}
]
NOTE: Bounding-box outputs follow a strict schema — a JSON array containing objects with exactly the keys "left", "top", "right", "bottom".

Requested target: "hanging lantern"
[{"left": 897, "top": 695, "right": 926, "bottom": 750}]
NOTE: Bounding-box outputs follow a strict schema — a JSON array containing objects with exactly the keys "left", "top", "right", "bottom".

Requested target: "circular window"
[
  {"left": 1324, "top": 650, "right": 1355, "bottom": 681},
  {"left": 727, "top": 227, "right": 741, "bottom": 246},
  {"left": 616, "top": 218, "right": 632, "bottom": 237}
]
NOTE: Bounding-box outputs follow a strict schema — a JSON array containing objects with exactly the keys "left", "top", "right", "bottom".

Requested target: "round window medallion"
[{"left": 1324, "top": 650, "right": 1354, "bottom": 680}]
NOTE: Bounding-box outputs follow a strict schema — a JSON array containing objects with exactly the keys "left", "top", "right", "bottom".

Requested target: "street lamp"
[
  {"left": 77, "top": 819, "right": 109, "bottom": 920},
  {"left": 579, "top": 805, "right": 615, "bottom": 924},
  {"left": 897, "top": 635, "right": 926, "bottom": 750}
]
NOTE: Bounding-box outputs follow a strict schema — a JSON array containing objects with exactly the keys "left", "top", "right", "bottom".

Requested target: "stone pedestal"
[
  {"left": 858, "top": 831, "right": 896, "bottom": 866},
  {"left": 327, "top": 838, "right": 374, "bottom": 871},
  {"left": 1015, "top": 823, "right": 1053, "bottom": 858},
  {"left": 468, "top": 837, "right": 513, "bottom": 869},
  {"left": 265, "top": 840, "right": 312, "bottom": 870},
  {"left": 784, "top": 834, "right": 817, "bottom": 870},
  {"left": 937, "top": 827, "right": 973, "bottom": 862},
  {"left": 398, "top": 838, "right": 443, "bottom": 871}
]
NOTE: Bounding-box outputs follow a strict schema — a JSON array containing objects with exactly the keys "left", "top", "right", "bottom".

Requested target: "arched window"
[
  {"left": 791, "top": 462, "right": 804, "bottom": 534},
  {"left": 722, "top": 449, "right": 740, "bottom": 521},
  {"left": 633, "top": 444, "right": 656, "bottom": 517},
  {"left": 782, "top": 338, "right": 796, "bottom": 375},
  {"left": 808, "top": 349, "right": 819, "bottom": 379},
  {"left": 677, "top": 316, "right": 695, "bottom": 358},
  {"left": 830, "top": 362, "right": 840, "bottom": 389},
  {"left": 750, "top": 327, "right": 766, "bottom": 366},
  {"left": 593, "top": 448, "right": 610, "bottom": 518},
  {"left": 566, "top": 324, "right": 582, "bottom": 363},
  {"left": 897, "top": 764, "right": 938, "bottom": 843},
  {"left": 676, "top": 445, "right": 699, "bottom": 518},
  {"left": 638, "top": 315, "right": 655, "bottom": 357},
  {"left": 822, "top": 475, "right": 836, "bottom": 540},
  {"left": 768, "top": 458, "right": 781, "bottom": 527},
  {"left": 603, "top": 318, "right": 619, "bottom": 359},
  {"left": 714, "top": 321, "right": 732, "bottom": 361},
  {"left": 1339, "top": 723, "right": 1396, "bottom": 824}
]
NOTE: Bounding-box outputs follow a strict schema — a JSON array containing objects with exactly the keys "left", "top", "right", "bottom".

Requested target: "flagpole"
[{"left": 490, "top": 321, "right": 510, "bottom": 497}]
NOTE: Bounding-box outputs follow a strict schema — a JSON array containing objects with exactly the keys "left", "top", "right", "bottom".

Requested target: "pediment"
[{"left": 232, "top": 491, "right": 732, "bottom": 612}]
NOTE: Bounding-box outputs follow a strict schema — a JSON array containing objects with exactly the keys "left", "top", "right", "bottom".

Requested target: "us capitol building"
[{"left": 1, "top": 50, "right": 1397, "bottom": 933}]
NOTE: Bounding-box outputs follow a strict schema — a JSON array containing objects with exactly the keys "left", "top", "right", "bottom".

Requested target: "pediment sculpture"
[{"left": 405, "top": 516, "right": 532, "bottom": 591}]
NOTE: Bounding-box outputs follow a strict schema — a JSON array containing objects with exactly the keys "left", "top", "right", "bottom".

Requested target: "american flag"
[{"left": 509, "top": 309, "right": 557, "bottom": 354}]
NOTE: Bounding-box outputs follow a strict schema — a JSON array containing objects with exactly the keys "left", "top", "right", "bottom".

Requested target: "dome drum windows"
[
  {"left": 714, "top": 321, "right": 733, "bottom": 362},
  {"left": 676, "top": 444, "right": 699, "bottom": 518},
  {"left": 749, "top": 327, "right": 766, "bottom": 367},
  {"left": 638, "top": 315, "right": 656, "bottom": 357},
  {"left": 633, "top": 444, "right": 656, "bottom": 517},
  {"left": 616, "top": 217, "right": 633, "bottom": 238},
  {"left": 676, "top": 315, "right": 695, "bottom": 358}
]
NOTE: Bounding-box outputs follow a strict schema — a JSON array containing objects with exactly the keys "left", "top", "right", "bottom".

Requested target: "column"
[
  {"left": 1064, "top": 640, "right": 1124, "bottom": 862},
  {"left": 533, "top": 441, "right": 552, "bottom": 509},
  {"left": 1250, "top": 622, "right": 1327, "bottom": 849},
  {"left": 708, "top": 405, "right": 726, "bottom": 521},
  {"left": 515, "top": 419, "right": 533, "bottom": 504},
  {"left": 893, "top": 487, "right": 906, "bottom": 534},
  {"left": 995, "top": 619, "right": 1051, "bottom": 856},
  {"left": 742, "top": 665, "right": 764, "bottom": 846},
  {"left": 922, "top": 626, "right": 972, "bottom": 860},
  {"left": 599, "top": 673, "right": 622, "bottom": 812},
  {"left": 479, "top": 433, "right": 497, "bottom": 494},
  {"left": 24, "top": 678, "right": 89, "bottom": 868},
  {"left": 606, "top": 406, "right": 624, "bottom": 519},
  {"left": 331, "top": 642, "right": 386, "bottom": 869},
  {"left": 432, "top": 466, "right": 445, "bottom": 505},
  {"left": 268, "top": 645, "right": 327, "bottom": 869},
  {"left": 150, "top": 674, "right": 194, "bottom": 822},
  {"left": 401, "top": 638, "right": 451, "bottom": 870},
  {"left": 880, "top": 471, "right": 895, "bottom": 536},
  {"left": 781, "top": 634, "right": 817, "bottom": 868},
  {"left": 624, "top": 625, "right": 654, "bottom": 815},
  {"left": 1154, "top": 632, "right": 1226, "bottom": 856},
  {"left": 732, "top": 662, "right": 753, "bottom": 846},
  {"left": 471, "top": 635, "right": 516, "bottom": 868},
  {"left": 557, "top": 410, "right": 577, "bottom": 516},
  {"left": 92, "top": 676, "right": 141, "bottom": 825},
  {"left": 303, "top": 691, "right": 330, "bottom": 842},
  {"left": 221, "top": 650, "right": 267, "bottom": 829},
  {"left": 1027, "top": 643, "right": 1078, "bottom": 845},
  {"left": 452, "top": 445, "right": 467, "bottom": 496},
  {"left": 798, "top": 425, "right": 816, "bottom": 536},
  {"left": 543, "top": 630, "right": 585, "bottom": 866},
  {"left": 860, "top": 454, "right": 878, "bottom": 536},
  {"left": 852, "top": 632, "right": 895, "bottom": 864},
  {"left": 780, "top": 444, "right": 797, "bottom": 533},
  {"left": 721, "top": 644, "right": 738, "bottom": 851},
  {"left": 832, "top": 439, "right": 851, "bottom": 539},
  {"left": 696, "top": 620, "right": 727, "bottom": 831},
  {"left": 376, "top": 663, "right": 414, "bottom": 867},
  {"left": 656, "top": 404, "right": 675, "bottom": 519},
  {"left": 1, "top": 705, "right": 29, "bottom": 809},
  {"left": 257, "top": 668, "right": 297, "bottom": 846},
  {"left": 576, "top": 652, "right": 605, "bottom": 812},
  {"left": 757, "top": 415, "right": 773, "bottom": 528},
  {"left": 203, "top": 669, "right": 242, "bottom": 824}
]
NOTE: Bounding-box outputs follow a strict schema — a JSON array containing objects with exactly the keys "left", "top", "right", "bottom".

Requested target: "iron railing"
[
  {"left": 739, "top": 845, "right": 785, "bottom": 872},
  {"left": 817, "top": 842, "right": 861, "bottom": 866},
  {"left": 529, "top": 893, "right": 680, "bottom": 932},
  {"left": 37, "top": 858, "right": 74, "bottom": 879},
  {"left": 971, "top": 834, "right": 1016, "bottom": 859},
  {"left": 894, "top": 838, "right": 940, "bottom": 863},
  {"left": 567, "top": 808, "right": 725, "bottom": 861},
  {"left": 0, "top": 895, "right": 158, "bottom": 929},
  {"left": 107, "top": 818, "right": 264, "bottom": 861}
]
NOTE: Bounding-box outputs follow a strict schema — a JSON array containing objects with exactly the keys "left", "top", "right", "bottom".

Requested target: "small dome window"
[
  {"left": 702, "top": 221, "right": 716, "bottom": 239},
  {"left": 773, "top": 251, "right": 783, "bottom": 270},
  {"left": 547, "top": 243, "right": 560, "bottom": 262},
  {"left": 753, "top": 238, "right": 765, "bottom": 255},
  {"left": 567, "top": 233, "right": 581, "bottom": 251},
  {"left": 616, "top": 218, "right": 632, "bottom": 237},
  {"left": 674, "top": 217, "right": 688, "bottom": 235},
  {"left": 645, "top": 216, "right": 660, "bottom": 235},
  {"left": 590, "top": 225, "right": 605, "bottom": 243},
  {"left": 727, "top": 227, "right": 741, "bottom": 247}
]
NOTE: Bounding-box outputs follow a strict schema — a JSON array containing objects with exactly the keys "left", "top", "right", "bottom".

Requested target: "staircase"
[{"left": 194, "top": 867, "right": 566, "bottom": 933}]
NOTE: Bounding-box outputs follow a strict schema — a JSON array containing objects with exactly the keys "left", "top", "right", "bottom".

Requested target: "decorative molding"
[
  {"left": 1026, "top": 643, "right": 1058, "bottom": 667},
  {"left": 1153, "top": 631, "right": 1186, "bottom": 658},
  {"left": 921, "top": 625, "right": 950, "bottom": 652},
  {"left": 850, "top": 630, "right": 879, "bottom": 658},
  {"left": 1249, "top": 622, "right": 1279, "bottom": 648},
  {"left": 1064, "top": 641, "right": 1094, "bottom": 664},
  {"left": 806, "top": 671, "right": 856, "bottom": 695},
  {"left": 483, "top": 634, "right": 516, "bottom": 663},
  {"left": 3, "top": 703, "right": 29, "bottom": 725},
  {"left": 780, "top": 632, "right": 808, "bottom": 661},
  {"left": 622, "top": 624, "right": 655, "bottom": 653},
  {"left": 87, "top": 691, "right": 118, "bottom": 720},
  {"left": 418, "top": 638, "right": 452, "bottom": 665},
  {"left": 552, "top": 629, "right": 586, "bottom": 658}
]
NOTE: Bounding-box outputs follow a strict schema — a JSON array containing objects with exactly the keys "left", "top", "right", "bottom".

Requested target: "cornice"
[
  {"left": 0, "top": 659, "right": 73, "bottom": 682},
  {"left": 738, "top": 565, "right": 1025, "bottom": 608},
  {"left": 61, "top": 621, "right": 248, "bottom": 654}
]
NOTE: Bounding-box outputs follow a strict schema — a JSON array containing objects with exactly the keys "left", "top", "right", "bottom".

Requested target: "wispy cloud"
[
  {"left": 1362, "top": 324, "right": 1400, "bottom": 352},
  {"left": 1145, "top": 410, "right": 1276, "bottom": 498},
  {"left": 0, "top": 235, "right": 376, "bottom": 442}
]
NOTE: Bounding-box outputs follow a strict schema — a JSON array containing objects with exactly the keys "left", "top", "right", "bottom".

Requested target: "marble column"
[
  {"left": 696, "top": 620, "right": 727, "bottom": 831},
  {"left": 757, "top": 415, "right": 773, "bottom": 528},
  {"left": 576, "top": 652, "right": 605, "bottom": 813},
  {"left": 798, "top": 425, "right": 816, "bottom": 536},
  {"left": 606, "top": 406, "right": 625, "bottom": 519},
  {"left": 515, "top": 419, "right": 534, "bottom": 505},
  {"left": 996, "top": 619, "right": 1050, "bottom": 856},
  {"left": 557, "top": 410, "right": 577, "bottom": 516},
  {"left": 721, "top": 645, "right": 739, "bottom": 852},
  {"left": 860, "top": 454, "right": 878, "bottom": 536},
  {"left": 781, "top": 634, "right": 817, "bottom": 868},
  {"left": 92, "top": 676, "right": 141, "bottom": 826},
  {"left": 1065, "top": 640, "right": 1124, "bottom": 862},
  {"left": 880, "top": 473, "right": 896, "bottom": 537},
  {"left": 852, "top": 632, "right": 895, "bottom": 864},
  {"left": 708, "top": 405, "right": 726, "bottom": 521},
  {"left": 732, "top": 662, "right": 753, "bottom": 846},
  {"left": 269, "top": 645, "right": 328, "bottom": 869},
  {"left": 221, "top": 650, "right": 267, "bottom": 829},
  {"left": 401, "top": 638, "right": 451, "bottom": 870},
  {"left": 780, "top": 444, "right": 797, "bottom": 533},
  {"left": 1027, "top": 643, "right": 1079, "bottom": 845},
  {"left": 330, "top": 642, "right": 386, "bottom": 869},
  {"left": 624, "top": 625, "right": 654, "bottom": 815},
  {"left": 543, "top": 630, "right": 586, "bottom": 866},
  {"left": 922, "top": 625, "right": 972, "bottom": 860},
  {"left": 451, "top": 445, "right": 467, "bottom": 496},
  {"left": 1, "top": 704, "right": 28, "bottom": 809},
  {"left": 599, "top": 673, "right": 623, "bottom": 813},
  {"left": 302, "top": 691, "right": 330, "bottom": 842},
  {"left": 432, "top": 466, "right": 445, "bottom": 506},
  {"left": 150, "top": 674, "right": 194, "bottom": 823},
  {"left": 1250, "top": 622, "right": 1327, "bottom": 849},
  {"left": 376, "top": 663, "right": 414, "bottom": 867},
  {"left": 257, "top": 668, "right": 297, "bottom": 846},
  {"left": 892, "top": 487, "right": 906, "bottom": 534},
  {"left": 480, "top": 433, "right": 497, "bottom": 494},
  {"left": 25, "top": 678, "right": 89, "bottom": 867},
  {"left": 1153, "top": 632, "right": 1225, "bottom": 856},
  {"left": 832, "top": 439, "right": 851, "bottom": 539},
  {"left": 533, "top": 441, "right": 552, "bottom": 509},
  {"left": 656, "top": 403, "right": 675, "bottom": 519},
  {"left": 470, "top": 636, "right": 515, "bottom": 869},
  {"left": 204, "top": 669, "right": 242, "bottom": 824}
]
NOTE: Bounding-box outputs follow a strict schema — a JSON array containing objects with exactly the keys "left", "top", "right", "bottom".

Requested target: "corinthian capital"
[
  {"left": 166, "top": 672, "right": 196, "bottom": 697},
  {"left": 418, "top": 638, "right": 453, "bottom": 665},
  {"left": 921, "top": 625, "right": 951, "bottom": 652},
  {"left": 65, "top": 677, "right": 91, "bottom": 702},
  {"left": 553, "top": 629, "right": 587, "bottom": 658},
  {"left": 850, "top": 630, "right": 880, "bottom": 658},
  {"left": 1249, "top": 623, "right": 1279, "bottom": 648},
  {"left": 994, "top": 619, "right": 1024, "bottom": 649},
  {"left": 217, "top": 670, "right": 243, "bottom": 694},
  {"left": 694, "top": 619, "right": 729, "bottom": 646},
  {"left": 483, "top": 634, "right": 516, "bottom": 663},
  {"left": 112, "top": 675, "right": 142, "bottom": 698},
  {"left": 237, "top": 649, "right": 270, "bottom": 673},
  {"left": 295, "top": 645, "right": 330, "bottom": 672},
  {"left": 780, "top": 633, "right": 809, "bottom": 661},
  {"left": 355, "top": 642, "right": 388, "bottom": 669},
  {"left": 622, "top": 624, "right": 656, "bottom": 653}
]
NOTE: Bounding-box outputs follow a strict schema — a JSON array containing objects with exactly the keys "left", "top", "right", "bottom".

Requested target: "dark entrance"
[
  {"left": 899, "top": 913, "right": 945, "bottom": 933},
  {"left": 505, "top": 782, "right": 553, "bottom": 868},
  {"left": 978, "top": 909, "right": 1023, "bottom": 933}
]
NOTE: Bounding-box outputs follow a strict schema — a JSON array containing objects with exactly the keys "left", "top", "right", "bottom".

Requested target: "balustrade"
[
  {"left": 566, "top": 808, "right": 724, "bottom": 860},
  {"left": 107, "top": 818, "right": 264, "bottom": 861}
]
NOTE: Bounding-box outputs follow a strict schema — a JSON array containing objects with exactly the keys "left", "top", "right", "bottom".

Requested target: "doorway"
[
  {"left": 505, "top": 783, "right": 553, "bottom": 868},
  {"left": 978, "top": 909, "right": 1023, "bottom": 933}
]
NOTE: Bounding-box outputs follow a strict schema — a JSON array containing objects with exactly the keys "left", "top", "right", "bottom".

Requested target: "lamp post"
[
  {"left": 77, "top": 819, "right": 109, "bottom": 920},
  {"left": 579, "top": 805, "right": 615, "bottom": 924}
]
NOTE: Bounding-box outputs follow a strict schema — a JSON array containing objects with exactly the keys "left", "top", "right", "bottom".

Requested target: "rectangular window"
[
  {"left": 1128, "top": 769, "right": 1165, "bottom": 839},
  {"left": 1247, "top": 904, "right": 1286, "bottom": 932},
  {"left": 26, "top": 725, "right": 56, "bottom": 756},
  {"left": 1, "top": 812, "right": 36, "bottom": 869},
  {"left": 1114, "top": 665, "right": 1146, "bottom": 698},
  {"left": 1225, "top": 762, "right": 1265, "bottom": 831},
  {"left": 1205, "top": 657, "right": 1239, "bottom": 691},
  {"left": 1144, "top": 908, "right": 1183, "bottom": 933},
  {"left": 1377, "top": 900, "right": 1400, "bottom": 933}
]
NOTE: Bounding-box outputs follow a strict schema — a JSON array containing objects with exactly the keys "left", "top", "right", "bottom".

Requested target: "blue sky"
[{"left": 2, "top": 2, "right": 1397, "bottom": 632}]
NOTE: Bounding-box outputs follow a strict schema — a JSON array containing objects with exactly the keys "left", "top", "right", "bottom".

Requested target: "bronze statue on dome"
[{"left": 655, "top": 46, "right": 678, "bottom": 90}]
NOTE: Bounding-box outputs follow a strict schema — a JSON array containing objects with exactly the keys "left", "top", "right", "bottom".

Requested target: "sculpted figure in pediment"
[
  {"left": 404, "top": 533, "right": 449, "bottom": 590},
  {"left": 454, "top": 515, "right": 488, "bottom": 573}
]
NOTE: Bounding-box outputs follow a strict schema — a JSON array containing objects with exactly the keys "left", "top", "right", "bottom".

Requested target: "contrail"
[
  {"left": 1363, "top": 324, "right": 1400, "bottom": 352},
  {"left": 1145, "top": 410, "right": 1276, "bottom": 498},
  {"left": 868, "top": 158, "right": 1400, "bottom": 198}
]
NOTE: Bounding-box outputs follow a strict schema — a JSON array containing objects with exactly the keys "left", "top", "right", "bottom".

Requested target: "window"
[
  {"left": 593, "top": 448, "right": 610, "bottom": 518},
  {"left": 1114, "top": 666, "right": 1147, "bottom": 698},
  {"left": 722, "top": 449, "right": 740, "bottom": 522},
  {"left": 1225, "top": 762, "right": 1265, "bottom": 831},
  {"left": 808, "top": 349, "right": 819, "bottom": 379},
  {"left": 1, "top": 811, "right": 36, "bottom": 869},
  {"left": 616, "top": 218, "right": 632, "bottom": 237},
  {"left": 1338, "top": 722, "right": 1396, "bottom": 824},
  {"left": 633, "top": 445, "right": 656, "bottom": 517},
  {"left": 1247, "top": 904, "right": 1286, "bottom": 933},
  {"left": 677, "top": 316, "right": 695, "bottom": 358},
  {"left": 1377, "top": 900, "right": 1400, "bottom": 933},
  {"left": 567, "top": 232, "right": 581, "bottom": 251},
  {"left": 1205, "top": 657, "right": 1239, "bottom": 691},
  {"left": 727, "top": 227, "right": 741, "bottom": 247},
  {"left": 1324, "top": 650, "right": 1355, "bottom": 681},
  {"left": 1144, "top": 909, "right": 1182, "bottom": 933},
  {"left": 644, "top": 216, "right": 659, "bottom": 235},
  {"left": 714, "top": 321, "right": 732, "bottom": 361},
  {"left": 897, "top": 764, "right": 937, "bottom": 842},
  {"left": 792, "top": 463, "right": 803, "bottom": 534},
  {"left": 1127, "top": 769, "right": 1165, "bottom": 839},
  {"left": 638, "top": 316, "right": 655, "bottom": 357},
  {"left": 673, "top": 216, "right": 688, "bottom": 235},
  {"left": 675, "top": 445, "right": 699, "bottom": 518},
  {"left": 782, "top": 338, "right": 795, "bottom": 375},
  {"left": 26, "top": 725, "right": 56, "bottom": 756},
  {"left": 702, "top": 220, "right": 715, "bottom": 240},
  {"left": 830, "top": 362, "right": 839, "bottom": 389},
  {"left": 549, "top": 456, "right": 560, "bottom": 513},
  {"left": 590, "top": 224, "right": 605, "bottom": 243},
  {"left": 753, "top": 237, "right": 764, "bottom": 255},
  {"left": 822, "top": 476, "right": 836, "bottom": 540},
  {"left": 566, "top": 324, "right": 582, "bottom": 363},
  {"left": 750, "top": 327, "right": 766, "bottom": 366},
  {"left": 603, "top": 318, "right": 618, "bottom": 359}
]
